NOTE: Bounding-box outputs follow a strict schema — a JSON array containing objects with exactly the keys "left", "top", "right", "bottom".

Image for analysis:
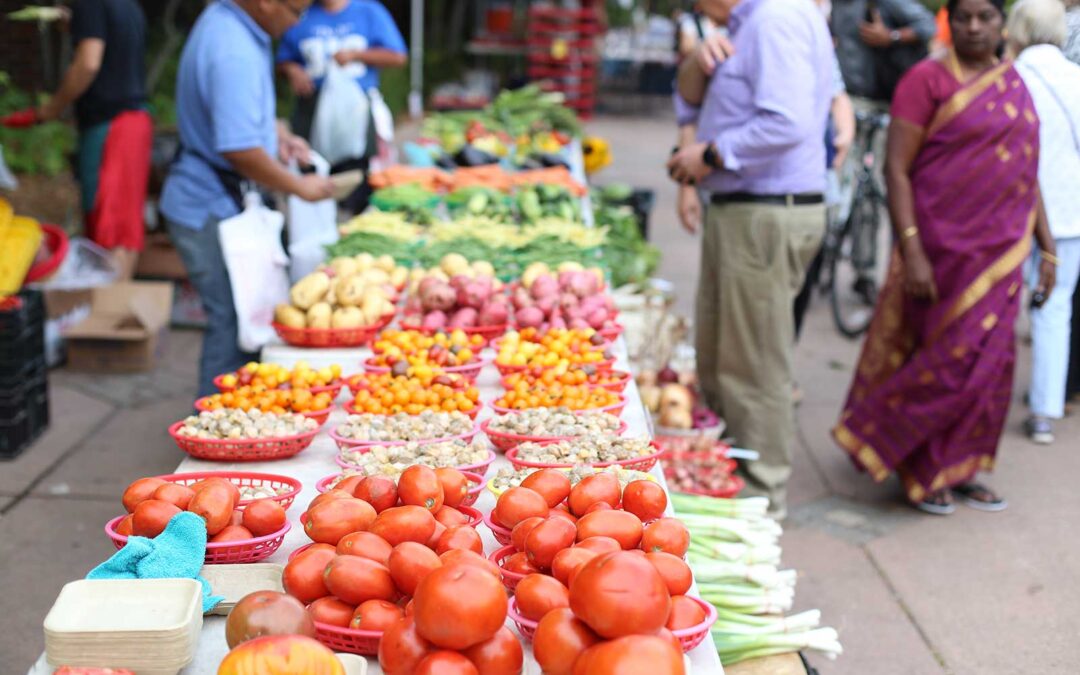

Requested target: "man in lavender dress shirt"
[{"left": 666, "top": 0, "right": 834, "bottom": 518}]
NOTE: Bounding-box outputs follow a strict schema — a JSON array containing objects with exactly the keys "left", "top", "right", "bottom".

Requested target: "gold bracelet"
[
  {"left": 901, "top": 226, "right": 918, "bottom": 240},
  {"left": 1040, "top": 250, "right": 1061, "bottom": 266}
]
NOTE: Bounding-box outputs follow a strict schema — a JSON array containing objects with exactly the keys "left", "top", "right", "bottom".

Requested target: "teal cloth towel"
[{"left": 88, "top": 511, "right": 224, "bottom": 613}]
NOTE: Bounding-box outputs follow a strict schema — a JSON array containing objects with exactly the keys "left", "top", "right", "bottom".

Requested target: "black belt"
[{"left": 711, "top": 192, "right": 824, "bottom": 206}]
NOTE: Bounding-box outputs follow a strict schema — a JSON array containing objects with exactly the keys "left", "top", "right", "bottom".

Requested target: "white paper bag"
[
  {"left": 218, "top": 193, "right": 289, "bottom": 352},
  {"left": 287, "top": 152, "right": 338, "bottom": 283},
  {"left": 310, "top": 62, "right": 369, "bottom": 165}
]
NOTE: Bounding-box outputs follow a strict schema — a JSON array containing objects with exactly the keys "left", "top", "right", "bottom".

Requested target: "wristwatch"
[
  {"left": 889, "top": 29, "right": 902, "bottom": 44},
  {"left": 702, "top": 144, "right": 721, "bottom": 170}
]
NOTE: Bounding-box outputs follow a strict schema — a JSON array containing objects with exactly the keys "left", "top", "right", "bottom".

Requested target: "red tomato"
[
  {"left": 152, "top": 482, "right": 195, "bottom": 510},
  {"left": 620, "top": 480, "right": 668, "bottom": 522},
  {"left": 426, "top": 520, "right": 448, "bottom": 549},
  {"left": 131, "top": 499, "right": 181, "bottom": 538},
  {"left": 210, "top": 525, "right": 254, "bottom": 543},
  {"left": 434, "top": 468, "right": 469, "bottom": 508},
  {"left": 440, "top": 549, "right": 502, "bottom": 579},
  {"left": 575, "top": 510, "right": 643, "bottom": 550},
  {"left": 190, "top": 477, "right": 240, "bottom": 508},
  {"left": 336, "top": 531, "right": 393, "bottom": 565},
  {"left": 655, "top": 627, "right": 684, "bottom": 655},
  {"left": 520, "top": 469, "right": 572, "bottom": 508},
  {"left": 354, "top": 476, "right": 399, "bottom": 513},
  {"left": 510, "top": 516, "right": 545, "bottom": 552},
  {"left": 379, "top": 616, "right": 433, "bottom": 675},
  {"left": 398, "top": 465, "right": 445, "bottom": 513},
  {"left": 533, "top": 607, "right": 601, "bottom": 675},
  {"left": 572, "top": 634, "right": 685, "bottom": 675},
  {"left": 242, "top": 498, "right": 286, "bottom": 537},
  {"left": 229, "top": 510, "right": 244, "bottom": 527},
  {"left": 304, "top": 498, "right": 377, "bottom": 546},
  {"left": 370, "top": 505, "right": 438, "bottom": 546},
  {"left": 525, "top": 517, "right": 577, "bottom": 569},
  {"left": 551, "top": 547, "right": 599, "bottom": 587},
  {"left": 567, "top": 473, "right": 620, "bottom": 517},
  {"left": 436, "top": 525, "right": 484, "bottom": 555},
  {"left": 549, "top": 508, "right": 578, "bottom": 525},
  {"left": 641, "top": 518, "right": 690, "bottom": 557},
  {"left": 569, "top": 551, "right": 671, "bottom": 639},
  {"left": 461, "top": 626, "right": 524, "bottom": 675},
  {"left": 413, "top": 564, "right": 508, "bottom": 649},
  {"left": 308, "top": 489, "right": 354, "bottom": 512},
  {"left": 335, "top": 475, "right": 366, "bottom": 496},
  {"left": 307, "top": 596, "right": 355, "bottom": 628},
  {"left": 493, "top": 487, "right": 549, "bottom": 528},
  {"left": 388, "top": 541, "right": 442, "bottom": 596},
  {"left": 351, "top": 599, "right": 405, "bottom": 631},
  {"left": 646, "top": 551, "right": 693, "bottom": 596},
  {"left": 115, "top": 514, "right": 134, "bottom": 536},
  {"left": 502, "top": 551, "right": 541, "bottom": 575},
  {"left": 576, "top": 536, "right": 621, "bottom": 554},
  {"left": 514, "top": 573, "right": 570, "bottom": 621},
  {"left": 323, "top": 555, "right": 397, "bottom": 605},
  {"left": 188, "top": 484, "right": 234, "bottom": 536},
  {"left": 122, "top": 477, "right": 165, "bottom": 513},
  {"left": 224, "top": 591, "right": 314, "bottom": 649},
  {"left": 666, "top": 595, "right": 707, "bottom": 630},
  {"left": 584, "top": 502, "right": 613, "bottom": 514},
  {"left": 434, "top": 505, "right": 470, "bottom": 528},
  {"left": 415, "top": 651, "right": 479, "bottom": 675}
]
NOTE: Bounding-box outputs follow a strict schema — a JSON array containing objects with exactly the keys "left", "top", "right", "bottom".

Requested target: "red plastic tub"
[{"left": 167, "top": 422, "right": 320, "bottom": 462}]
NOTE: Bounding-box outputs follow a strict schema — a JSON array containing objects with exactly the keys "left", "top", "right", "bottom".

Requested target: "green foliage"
[{"left": 0, "top": 72, "right": 75, "bottom": 176}]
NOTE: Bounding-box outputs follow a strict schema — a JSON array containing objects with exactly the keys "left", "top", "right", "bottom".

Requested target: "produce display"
[
  {"left": 402, "top": 256, "right": 510, "bottom": 331},
  {"left": 495, "top": 329, "right": 611, "bottom": 370},
  {"left": 512, "top": 265, "right": 617, "bottom": 332},
  {"left": 662, "top": 438, "right": 744, "bottom": 498},
  {"left": 593, "top": 185, "right": 661, "bottom": 288},
  {"left": 216, "top": 362, "right": 343, "bottom": 391},
  {"left": 502, "top": 368, "right": 630, "bottom": 392},
  {"left": 494, "top": 383, "right": 623, "bottom": 413},
  {"left": 373, "top": 328, "right": 487, "bottom": 357},
  {"left": 338, "top": 439, "right": 492, "bottom": 475},
  {"left": 484, "top": 408, "right": 623, "bottom": 438},
  {"left": 197, "top": 387, "right": 335, "bottom": 416},
  {"left": 347, "top": 372, "right": 480, "bottom": 416},
  {"left": 176, "top": 409, "right": 318, "bottom": 440},
  {"left": 488, "top": 465, "right": 654, "bottom": 494},
  {"left": 273, "top": 255, "right": 404, "bottom": 333},
  {"left": 335, "top": 411, "right": 476, "bottom": 443},
  {"left": 370, "top": 184, "right": 439, "bottom": 224},
  {"left": 672, "top": 494, "right": 843, "bottom": 665},
  {"left": 510, "top": 438, "right": 655, "bottom": 466}
]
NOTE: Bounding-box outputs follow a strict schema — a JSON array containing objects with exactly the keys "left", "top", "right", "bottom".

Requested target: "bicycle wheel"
[{"left": 830, "top": 187, "right": 888, "bottom": 339}]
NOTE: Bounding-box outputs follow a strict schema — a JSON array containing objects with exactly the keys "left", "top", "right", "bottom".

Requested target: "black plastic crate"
[
  {"left": 0, "top": 368, "right": 48, "bottom": 460},
  {"left": 0, "top": 322, "right": 44, "bottom": 375},
  {"left": 0, "top": 290, "right": 43, "bottom": 340}
]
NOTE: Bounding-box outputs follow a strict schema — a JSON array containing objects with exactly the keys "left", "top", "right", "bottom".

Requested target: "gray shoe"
[{"left": 1024, "top": 416, "right": 1054, "bottom": 445}]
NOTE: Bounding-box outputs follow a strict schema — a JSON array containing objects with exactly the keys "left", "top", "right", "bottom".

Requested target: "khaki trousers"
[{"left": 695, "top": 200, "right": 825, "bottom": 515}]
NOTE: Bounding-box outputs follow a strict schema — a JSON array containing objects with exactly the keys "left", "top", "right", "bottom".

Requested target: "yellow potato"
[
  {"left": 274, "top": 304, "right": 306, "bottom": 329},
  {"left": 361, "top": 267, "right": 390, "bottom": 286},
  {"left": 337, "top": 276, "right": 367, "bottom": 307},
  {"left": 374, "top": 254, "right": 396, "bottom": 273},
  {"left": 440, "top": 253, "right": 470, "bottom": 277},
  {"left": 354, "top": 252, "right": 374, "bottom": 271},
  {"left": 330, "top": 257, "right": 359, "bottom": 279},
  {"left": 289, "top": 272, "right": 330, "bottom": 310},
  {"left": 557, "top": 261, "right": 584, "bottom": 273},
  {"left": 331, "top": 306, "right": 365, "bottom": 329},
  {"left": 306, "top": 302, "right": 332, "bottom": 329},
  {"left": 472, "top": 260, "right": 495, "bottom": 278},
  {"left": 390, "top": 267, "right": 408, "bottom": 289},
  {"left": 521, "top": 262, "right": 550, "bottom": 289}
]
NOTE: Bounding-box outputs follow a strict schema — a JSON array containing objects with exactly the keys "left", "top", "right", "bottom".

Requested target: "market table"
[{"left": 30, "top": 337, "right": 724, "bottom": 674}]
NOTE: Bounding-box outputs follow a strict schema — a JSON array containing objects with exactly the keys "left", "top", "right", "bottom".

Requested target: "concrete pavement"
[{"left": 2, "top": 111, "right": 1077, "bottom": 673}]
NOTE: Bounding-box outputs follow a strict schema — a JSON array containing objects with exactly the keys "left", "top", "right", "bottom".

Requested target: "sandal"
[
  {"left": 913, "top": 489, "right": 955, "bottom": 515},
  {"left": 951, "top": 482, "right": 1008, "bottom": 512}
]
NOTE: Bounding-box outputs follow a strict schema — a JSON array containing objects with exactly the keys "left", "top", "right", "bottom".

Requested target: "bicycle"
[{"left": 817, "top": 109, "right": 891, "bottom": 339}]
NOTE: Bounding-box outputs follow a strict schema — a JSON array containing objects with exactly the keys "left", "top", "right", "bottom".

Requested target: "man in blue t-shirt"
[{"left": 277, "top": 0, "right": 407, "bottom": 141}]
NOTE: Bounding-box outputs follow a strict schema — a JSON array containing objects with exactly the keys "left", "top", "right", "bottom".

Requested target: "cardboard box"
[
  {"left": 135, "top": 232, "right": 188, "bottom": 280},
  {"left": 64, "top": 282, "right": 173, "bottom": 373},
  {"left": 42, "top": 288, "right": 94, "bottom": 321}
]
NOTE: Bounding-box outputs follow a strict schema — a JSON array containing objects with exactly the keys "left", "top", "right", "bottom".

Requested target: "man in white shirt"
[{"left": 1008, "top": 0, "right": 1080, "bottom": 444}]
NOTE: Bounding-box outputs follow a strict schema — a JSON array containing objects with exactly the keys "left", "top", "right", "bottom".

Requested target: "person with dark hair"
[
  {"left": 833, "top": 0, "right": 1057, "bottom": 515},
  {"left": 832, "top": 0, "right": 937, "bottom": 102}
]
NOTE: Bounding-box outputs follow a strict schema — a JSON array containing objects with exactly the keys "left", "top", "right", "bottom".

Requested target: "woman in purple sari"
[{"left": 833, "top": 0, "right": 1058, "bottom": 514}]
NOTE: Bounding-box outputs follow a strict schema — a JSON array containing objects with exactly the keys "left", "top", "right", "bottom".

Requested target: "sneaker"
[{"left": 1024, "top": 416, "right": 1054, "bottom": 445}]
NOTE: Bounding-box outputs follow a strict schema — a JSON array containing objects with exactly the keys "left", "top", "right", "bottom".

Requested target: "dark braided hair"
[{"left": 947, "top": 0, "right": 1007, "bottom": 16}]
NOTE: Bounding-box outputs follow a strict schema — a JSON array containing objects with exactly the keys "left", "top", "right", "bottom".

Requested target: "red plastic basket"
[
  {"left": 494, "top": 357, "right": 616, "bottom": 378},
  {"left": 342, "top": 399, "right": 481, "bottom": 421},
  {"left": 272, "top": 312, "right": 394, "bottom": 348},
  {"left": 328, "top": 424, "right": 481, "bottom": 451},
  {"left": 399, "top": 320, "right": 508, "bottom": 346},
  {"left": 151, "top": 471, "right": 302, "bottom": 511},
  {"left": 672, "top": 597, "right": 719, "bottom": 652},
  {"left": 314, "top": 471, "right": 484, "bottom": 508},
  {"left": 24, "top": 223, "right": 68, "bottom": 283},
  {"left": 213, "top": 374, "right": 345, "bottom": 398},
  {"left": 498, "top": 369, "right": 631, "bottom": 394},
  {"left": 489, "top": 395, "right": 626, "bottom": 418},
  {"left": 507, "top": 597, "right": 539, "bottom": 640},
  {"left": 483, "top": 513, "right": 514, "bottom": 547},
  {"left": 335, "top": 449, "right": 498, "bottom": 477},
  {"left": 660, "top": 446, "right": 746, "bottom": 499},
  {"left": 313, "top": 621, "right": 381, "bottom": 656},
  {"left": 598, "top": 323, "right": 625, "bottom": 342},
  {"left": 362, "top": 357, "right": 486, "bottom": 383},
  {"left": 505, "top": 441, "right": 666, "bottom": 473},
  {"left": 105, "top": 516, "right": 290, "bottom": 564},
  {"left": 489, "top": 545, "right": 527, "bottom": 591},
  {"left": 480, "top": 417, "right": 628, "bottom": 453},
  {"left": 192, "top": 397, "right": 333, "bottom": 427},
  {"left": 167, "top": 421, "right": 320, "bottom": 462}
]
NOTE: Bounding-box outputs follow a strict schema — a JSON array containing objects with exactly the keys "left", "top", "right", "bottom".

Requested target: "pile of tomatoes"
[
  {"left": 347, "top": 372, "right": 480, "bottom": 416},
  {"left": 217, "top": 361, "right": 342, "bottom": 390},
  {"left": 495, "top": 329, "right": 611, "bottom": 371},
  {"left": 488, "top": 469, "right": 699, "bottom": 674},
  {"left": 199, "top": 386, "right": 334, "bottom": 415},
  {"left": 116, "top": 476, "right": 286, "bottom": 543},
  {"left": 371, "top": 329, "right": 484, "bottom": 365},
  {"left": 494, "top": 380, "right": 622, "bottom": 412},
  {"left": 502, "top": 367, "right": 629, "bottom": 392}
]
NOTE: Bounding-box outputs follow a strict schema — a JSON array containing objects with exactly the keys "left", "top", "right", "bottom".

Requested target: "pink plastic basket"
[
  {"left": 313, "top": 621, "right": 382, "bottom": 656},
  {"left": 499, "top": 369, "right": 631, "bottom": 394},
  {"left": 335, "top": 449, "right": 498, "bottom": 477},
  {"left": 490, "top": 545, "right": 529, "bottom": 591},
  {"left": 342, "top": 399, "right": 481, "bottom": 421},
  {"left": 399, "top": 319, "right": 508, "bottom": 346},
  {"left": 315, "top": 471, "right": 484, "bottom": 508},
  {"left": 192, "top": 397, "right": 333, "bottom": 427},
  {"left": 272, "top": 312, "right": 394, "bottom": 348},
  {"left": 480, "top": 417, "right": 628, "bottom": 453},
  {"left": 212, "top": 374, "right": 345, "bottom": 397},
  {"left": 151, "top": 471, "right": 302, "bottom": 511},
  {"left": 507, "top": 597, "right": 539, "bottom": 640},
  {"left": 489, "top": 395, "right": 626, "bottom": 418},
  {"left": 483, "top": 512, "right": 514, "bottom": 547},
  {"left": 167, "top": 422, "right": 320, "bottom": 462},
  {"left": 105, "top": 516, "right": 290, "bottom": 564},
  {"left": 328, "top": 423, "right": 481, "bottom": 451},
  {"left": 505, "top": 441, "right": 666, "bottom": 473},
  {"left": 362, "top": 356, "right": 486, "bottom": 382},
  {"left": 598, "top": 323, "right": 624, "bottom": 342},
  {"left": 672, "top": 597, "right": 719, "bottom": 652}
]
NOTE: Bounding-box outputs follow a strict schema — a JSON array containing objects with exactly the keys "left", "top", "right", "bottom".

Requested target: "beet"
[
  {"left": 530, "top": 274, "right": 559, "bottom": 300},
  {"left": 449, "top": 307, "right": 479, "bottom": 328},
  {"left": 478, "top": 302, "right": 509, "bottom": 327},
  {"left": 422, "top": 310, "right": 447, "bottom": 330},
  {"left": 516, "top": 306, "right": 545, "bottom": 329}
]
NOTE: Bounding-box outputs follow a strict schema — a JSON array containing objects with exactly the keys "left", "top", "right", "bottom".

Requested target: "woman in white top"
[{"left": 1008, "top": 0, "right": 1080, "bottom": 444}]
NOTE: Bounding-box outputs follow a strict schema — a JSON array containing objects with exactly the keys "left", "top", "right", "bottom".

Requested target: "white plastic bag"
[
  {"left": 218, "top": 192, "right": 290, "bottom": 352},
  {"left": 310, "top": 62, "right": 369, "bottom": 165},
  {"left": 287, "top": 152, "right": 338, "bottom": 283}
]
